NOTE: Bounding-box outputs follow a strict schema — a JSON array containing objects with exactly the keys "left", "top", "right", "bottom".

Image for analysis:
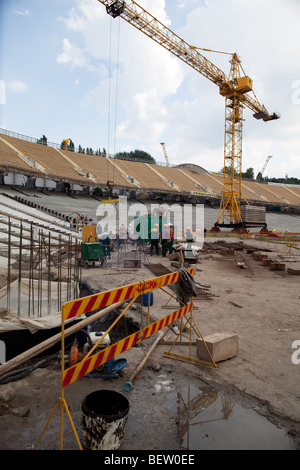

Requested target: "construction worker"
[
  {"left": 160, "top": 223, "right": 170, "bottom": 257},
  {"left": 169, "top": 223, "right": 174, "bottom": 254},
  {"left": 98, "top": 231, "right": 111, "bottom": 258},
  {"left": 150, "top": 223, "right": 159, "bottom": 256}
]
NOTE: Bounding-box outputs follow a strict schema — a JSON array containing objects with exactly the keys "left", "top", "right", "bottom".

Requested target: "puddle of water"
[{"left": 165, "top": 384, "right": 297, "bottom": 450}]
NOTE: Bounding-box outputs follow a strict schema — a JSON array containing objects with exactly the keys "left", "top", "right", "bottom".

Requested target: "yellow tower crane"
[{"left": 97, "top": 0, "right": 280, "bottom": 229}]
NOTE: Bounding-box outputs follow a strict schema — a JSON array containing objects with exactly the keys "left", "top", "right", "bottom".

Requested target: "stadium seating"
[
  {"left": 0, "top": 138, "right": 44, "bottom": 174},
  {"left": 2, "top": 135, "right": 88, "bottom": 184},
  {"left": 0, "top": 131, "right": 299, "bottom": 208}
]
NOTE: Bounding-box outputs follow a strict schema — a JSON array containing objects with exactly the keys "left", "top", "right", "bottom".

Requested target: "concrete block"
[
  {"left": 196, "top": 332, "right": 238, "bottom": 363},
  {"left": 253, "top": 251, "right": 268, "bottom": 261},
  {"left": 269, "top": 261, "right": 285, "bottom": 271},
  {"left": 253, "top": 251, "right": 263, "bottom": 260},
  {"left": 123, "top": 259, "right": 141, "bottom": 268},
  {"left": 287, "top": 264, "right": 300, "bottom": 275}
]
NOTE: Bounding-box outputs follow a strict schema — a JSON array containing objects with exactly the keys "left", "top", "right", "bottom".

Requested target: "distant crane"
[
  {"left": 256, "top": 155, "right": 272, "bottom": 182},
  {"left": 160, "top": 142, "right": 170, "bottom": 167},
  {"left": 98, "top": 0, "right": 280, "bottom": 229}
]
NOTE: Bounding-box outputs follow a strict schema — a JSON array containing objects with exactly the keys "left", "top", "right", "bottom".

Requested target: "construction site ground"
[{"left": 0, "top": 235, "right": 300, "bottom": 451}]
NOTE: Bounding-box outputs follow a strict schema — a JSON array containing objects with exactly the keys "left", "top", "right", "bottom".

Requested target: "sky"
[{"left": 1, "top": 0, "right": 300, "bottom": 179}]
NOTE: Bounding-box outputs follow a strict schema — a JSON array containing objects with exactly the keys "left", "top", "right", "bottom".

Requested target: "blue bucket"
[{"left": 142, "top": 291, "right": 153, "bottom": 306}]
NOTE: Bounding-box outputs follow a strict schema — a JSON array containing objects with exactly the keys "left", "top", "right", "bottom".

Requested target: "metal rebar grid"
[{"left": 0, "top": 215, "right": 81, "bottom": 321}]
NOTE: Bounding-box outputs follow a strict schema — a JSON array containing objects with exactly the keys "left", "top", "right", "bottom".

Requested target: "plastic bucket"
[
  {"left": 81, "top": 390, "right": 129, "bottom": 450},
  {"left": 142, "top": 291, "right": 153, "bottom": 306}
]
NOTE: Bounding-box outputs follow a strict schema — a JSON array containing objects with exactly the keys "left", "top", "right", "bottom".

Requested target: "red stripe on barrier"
[
  {"left": 107, "top": 343, "right": 118, "bottom": 362},
  {"left": 112, "top": 288, "right": 123, "bottom": 304},
  {"left": 77, "top": 357, "right": 92, "bottom": 380},
  {"left": 67, "top": 301, "right": 81, "bottom": 319},
  {"left": 93, "top": 350, "right": 106, "bottom": 369},
  {"left": 84, "top": 296, "right": 98, "bottom": 315},
  {"left": 63, "top": 368, "right": 76, "bottom": 388},
  {"left": 131, "top": 331, "right": 141, "bottom": 348},
  {"left": 126, "top": 285, "right": 134, "bottom": 300},
  {"left": 162, "top": 315, "right": 169, "bottom": 329},
  {"left": 150, "top": 322, "right": 157, "bottom": 336},
  {"left": 170, "top": 310, "right": 177, "bottom": 324},
  {"left": 142, "top": 325, "right": 150, "bottom": 341},
  {"left": 157, "top": 317, "right": 165, "bottom": 331},
  {"left": 99, "top": 292, "right": 111, "bottom": 308},
  {"left": 120, "top": 336, "right": 131, "bottom": 354},
  {"left": 162, "top": 274, "right": 170, "bottom": 287}
]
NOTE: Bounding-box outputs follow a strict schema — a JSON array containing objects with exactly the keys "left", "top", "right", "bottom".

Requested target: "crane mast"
[{"left": 98, "top": 0, "right": 280, "bottom": 228}]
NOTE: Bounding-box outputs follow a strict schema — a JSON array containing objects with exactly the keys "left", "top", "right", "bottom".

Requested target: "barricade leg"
[
  {"left": 34, "top": 396, "right": 82, "bottom": 450},
  {"left": 163, "top": 307, "right": 218, "bottom": 368}
]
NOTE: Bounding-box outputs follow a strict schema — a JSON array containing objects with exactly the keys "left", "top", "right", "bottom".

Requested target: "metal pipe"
[
  {"left": 17, "top": 222, "right": 23, "bottom": 318},
  {"left": 48, "top": 232, "right": 51, "bottom": 315},
  {"left": 7, "top": 217, "right": 11, "bottom": 315},
  {"left": 28, "top": 224, "right": 32, "bottom": 317}
]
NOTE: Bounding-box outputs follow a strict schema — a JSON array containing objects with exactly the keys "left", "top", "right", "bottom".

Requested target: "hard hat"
[
  {"left": 154, "top": 223, "right": 159, "bottom": 227},
  {"left": 164, "top": 224, "right": 168, "bottom": 227},
  {"left": 186, "top": 227, "right": 190, "bottom": 230}
]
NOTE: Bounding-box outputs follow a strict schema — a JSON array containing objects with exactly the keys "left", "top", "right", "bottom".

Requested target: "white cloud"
[
  {"left": 56, "top": 38, "right": 97, "bottom": 71},
  {"left": 6, "top": 80, "right": 28, "bottom": 93},
  {"left": 13, "top": 8, "right": 32, "bottom": 16}
]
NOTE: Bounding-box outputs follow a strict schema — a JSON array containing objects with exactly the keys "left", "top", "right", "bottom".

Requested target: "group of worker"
[
  {"left": 79, "top": 214, "right": 93, "bottom": 225},
  {"left": 96, "top": 222, "right": 194, "bottom": 259},
  {"left": 150, "top": 224, "right": 194, "bottom": 257},
  {"left": 150, "top": 223, "right": 172, "bottom": 257}
]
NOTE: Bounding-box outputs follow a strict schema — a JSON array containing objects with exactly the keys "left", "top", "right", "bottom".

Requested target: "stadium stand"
[
  {"left": 0, "top": 130, "right": 299, "bottom": 211},
  {"left": 112, "top": 159, "right": 172, "bottom": 192},
  {"left": 241, "top": 180, "right": 281, "bottom": 204},
  {"left": 0, "top": 137, "right": 45, "bottom": 176},
  {"left": 152, "top": 165, "right": 201, "bottom": 193},
  {"left": 249, "top": 181, "right": 294, "bottom": 204},
  {"left": 60, "top": 150, "right": 128, "bottom": 189},
  {"left": 1, "top": 135, "right": 89, "bottom": 185},
  {"left": 268, "top": 184, "right": 300, "bottom": 206},
  {"left": 181, "top": 171, "right": 222, "bottom": 196}
]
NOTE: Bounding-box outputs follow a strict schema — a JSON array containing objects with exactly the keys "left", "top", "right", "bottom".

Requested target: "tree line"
[
  {"left": 221, "top": 166, "right": 300, "bottom": 185},
  {"left": 37, "top": 135, "right": 156, "bottom": 162}
]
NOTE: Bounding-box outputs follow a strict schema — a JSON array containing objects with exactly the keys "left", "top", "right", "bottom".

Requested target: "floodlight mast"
[{"left": 98, "top": 0, "right": 280, "bottom": 229}]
